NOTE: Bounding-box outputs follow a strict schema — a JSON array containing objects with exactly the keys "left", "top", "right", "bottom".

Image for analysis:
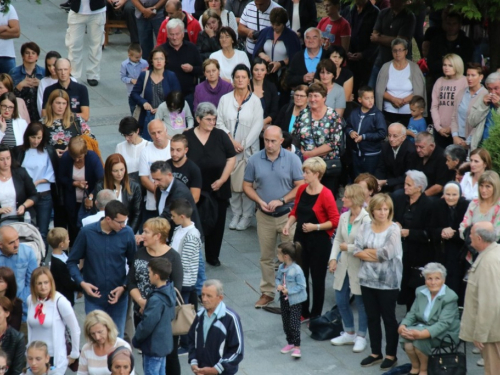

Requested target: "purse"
[
  {"left": 428, "top": 334, "right": 466, "bottom": 375},
  {"left": 56, "top": 297, "right": 80, "bottom": 372},
  {"left": 230, "top": 158, "right": 247, "bottom": 193},
  {"left": 172, "top": 287, "right": 196, "bottom": 336},
  {"left": 132, "top": 70, "right": 150, "bottom": 121},
  {"left": 308, "top": 305, "right": 343, "bottom": 341}
]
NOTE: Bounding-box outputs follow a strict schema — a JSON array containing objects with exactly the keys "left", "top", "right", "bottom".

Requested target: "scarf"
[{"left": 34, "top": 298, "right": 49, "bottom": 325}]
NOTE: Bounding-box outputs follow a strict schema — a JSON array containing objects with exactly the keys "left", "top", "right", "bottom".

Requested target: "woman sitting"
[
  {"left": 0, "top": 92, "right": 28, "bottom": 147},
  {"left": 193, "top": 59, "right": 233, "bottom": 112},
  {"left": 155, "top": 91, "right": 194, "bottom": 139},
  {"left": 398, "top": 262, "right": 460, "bottom": 375},
  {"left": 460, "top": 148, "right": 491, "bottom": 201},
  {"left": 0, "top": 296, "right": 25, "bottom": 375},
  {"left": 314, "top": 59, "right": 346, "bottom": 117},
  {"left": 196, "top": 10, "right": 222, "bottom": 61}
]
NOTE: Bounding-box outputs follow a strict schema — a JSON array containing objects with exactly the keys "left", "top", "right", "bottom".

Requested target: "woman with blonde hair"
[
  {"left": 283, "top": 157, "right": 339, "bottom": 320},
  {"left": 78, "top": 310, "right": 133, "bottom": 375},
  {"left": 431, "top": 53, "right": 467, "bottom": 148},
  {"left": 27, "top": 267, "right": 80, "bottom": 375},
  {"left": 42, "top": 89, "right": 94, "bottom": 158}
]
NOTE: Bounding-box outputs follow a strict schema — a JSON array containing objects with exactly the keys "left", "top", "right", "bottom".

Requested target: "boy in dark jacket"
[
  {"left": 133, "top": 258, "right": 176, "bottom": 375},
  {"left": 346, "top": 85, "right": 387, "bottom": 178}
]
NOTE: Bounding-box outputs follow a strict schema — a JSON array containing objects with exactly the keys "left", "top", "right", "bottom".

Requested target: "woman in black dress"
[{"left": 185, "top": 102, "right": 236, "bottom": 266}]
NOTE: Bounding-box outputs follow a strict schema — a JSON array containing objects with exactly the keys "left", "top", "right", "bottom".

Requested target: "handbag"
[
  {"left": 407, "top": 266, "right": 425, "bottom": 289},
  {"left": 308, "top": 305, "right": 343, "bottom": 341},
  {"left": 428, "top": 334, "right": 466, "bottom": 375},
  {"left": 230, "top": 158, "right": 247, "bottom": 193},
  {"left": 132, "top": 70, "right": 150, "bottom": 121},
  {"left": 56, "top": 297, "right": 80, "bottom": 372},
  {"left": 172, "top": 287, "right": 196, "bottom": 336}
]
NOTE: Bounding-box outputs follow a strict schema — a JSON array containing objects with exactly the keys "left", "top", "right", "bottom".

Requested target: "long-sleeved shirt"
[
  {"left": 120, "top": 57, "right": 149, "bottom": 96},
  {"left": 66, "top": 221, "right": 136, "bottom": 307},
  {"left": 430, "top": 76, "right": 468, "bottom": 132}
]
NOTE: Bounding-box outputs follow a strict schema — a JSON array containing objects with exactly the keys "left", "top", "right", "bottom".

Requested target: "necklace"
[{"left": 0, "top": 173, "right": 11, "bottom": 181}]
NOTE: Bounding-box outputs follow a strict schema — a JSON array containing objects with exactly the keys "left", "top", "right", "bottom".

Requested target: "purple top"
[{"left": 193, "top": 79, "right": 233, "bottom": 112}]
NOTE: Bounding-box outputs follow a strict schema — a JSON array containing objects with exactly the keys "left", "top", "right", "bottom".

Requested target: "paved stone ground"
[{"left": 13, "top": 1, "right": 483, "bottom": 373}]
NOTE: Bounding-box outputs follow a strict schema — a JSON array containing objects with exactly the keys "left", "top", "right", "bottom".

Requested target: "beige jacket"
[
  {"left": 468, "top": 92, "right": 500, "bottom": 150},
  {"left": 460, "top": 242, "right": 500, "bottom": 343},
  {"left": 330, "top": 208, "right": 371, "bottom": 295},
  {"left": 450, "top": 86, "right": 487, "bottom": 146}
]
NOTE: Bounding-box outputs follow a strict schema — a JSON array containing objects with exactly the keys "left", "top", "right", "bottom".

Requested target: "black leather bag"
[
  {"left": 428, "top": 335, "right": 466, "bottom": 375},
  {"left": 308, "top": 306, "right": 343, "bottom": 341}
]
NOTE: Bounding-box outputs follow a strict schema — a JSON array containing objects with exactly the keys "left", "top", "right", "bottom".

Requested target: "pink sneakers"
[
  {"left": 280, "top": 344, "right": 295, "bottom": 354},
  {"left": 291, "top": 348, "right": 301, "bottom": 358}
]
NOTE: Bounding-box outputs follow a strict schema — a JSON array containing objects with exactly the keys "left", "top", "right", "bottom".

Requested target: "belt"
[
  {"left": 259, "top": 207, "right": 291, "bottom": 218},
  {"left": 38, "top": 191, "right": 51, "bottom": 196}
]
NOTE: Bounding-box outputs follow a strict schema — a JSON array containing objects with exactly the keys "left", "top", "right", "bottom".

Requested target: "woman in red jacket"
[{"left": 283, "top": 157, "right": 340, "bottom": 320}]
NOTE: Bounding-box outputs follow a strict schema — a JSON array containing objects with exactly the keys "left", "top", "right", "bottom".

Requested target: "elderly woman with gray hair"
[
  {"left": 185, "top": 102, "right": 236, "bottom": 266},
  {"left": 375, "top": 38, "right": 426, "bottom": 125},
  {"left": 398, "top": 262, "right": 460, "bottom": 375},
  {"left": 392, "top": 170, "right": 433, "bottom": 310}
]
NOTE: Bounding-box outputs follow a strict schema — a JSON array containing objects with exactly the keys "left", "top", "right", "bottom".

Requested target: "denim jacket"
[
  {"left": 9, "top": 64, "right": 45, "bottom": 86},
  {"left": 275, "top": 262, "right": 307, "bottom": 306}
]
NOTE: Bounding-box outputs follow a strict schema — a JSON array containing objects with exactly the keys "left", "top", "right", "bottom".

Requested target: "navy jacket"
[
  {"left": 253, "top": 26, "right": 301, "bottom": 62},
  {"left": 133, "top": 283, "right": 176, "bottom": 357},
  {"left": 346, "top": 106, "right": 386, "bottom": 156},
  {"left": 188, "top": 302, "right": 243, "bottom": 374},
  {"left": 58, "top": 150, "right": 104, "bottom": 218}
]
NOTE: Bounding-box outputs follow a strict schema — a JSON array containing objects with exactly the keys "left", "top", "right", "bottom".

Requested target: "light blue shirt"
[
  {"left": 203, "top": 301, "right": 224, "bottom": 342},
  {"left": 120, "top": 58, "right": 149, "bottom": 96},
  {"left": 22, "top": 149, "right": 55, "bottom": 193},
  {"left": 454, "top": 87, "right": 480, "bottom": 138},
  {"left": 421, "top": 284, "right": 447, "bottom": 323},
  {"left": 304, "top": 48, "right": 322, "bottom": 73},
  {"left": 158, "top": 179, "right": 174, "bottom": 214}
]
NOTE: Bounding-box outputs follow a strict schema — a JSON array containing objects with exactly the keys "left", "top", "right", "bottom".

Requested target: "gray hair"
[
  {"left": 476, "top": 226, "right": 497, "bottom": 243},
  {"left": 195, "top": 102, "right": 217, "bottom": 119},
  {"left": 485, "top": 72, "right": 500, "bottom": 86},
  {"left": 167, "top": 18, "right": 184, "bottom": 32},
  {"left": 444, "top": 144, "right": 467, "bottom": 163},
  {"left": 203, "top": 279, "right": 224, "bottom": 296},
  {"left": 388, "top": 122, "right": 406, "bottom": 136},
  {"left": 95, "top": 189, "right": 117, "bottom": 210},
  {"left": 304, "top": 27, "right": 321, "bottom": 39},
  {"left": 391, "top": 38, "right": 408, "bottom": 50},
  {"left": 422, "top": 262, "right": 447, "bottom": 279},
  {"left": 415, "top": 131, "right": 435, "bottom": 145},
  {"left": 406, "top": 170, "right": 428, "bottom": 192}
]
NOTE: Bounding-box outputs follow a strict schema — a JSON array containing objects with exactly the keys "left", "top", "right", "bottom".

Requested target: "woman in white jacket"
[
  {"left": 0, "top": 92, "right": 28, "bottom": 147},
  {"left": 217, "top": 64, "right": 263, "bottom": 231},
  {"left": 27, "top": 267, "right": 80, "bottom": 375},
  {"left": 328, "top": 184, "right": 370, "bottom": 353}
]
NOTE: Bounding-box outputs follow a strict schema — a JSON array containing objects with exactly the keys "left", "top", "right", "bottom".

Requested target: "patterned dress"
[{"left": 42, "top": 116, "right": 94, "bottom": 152}]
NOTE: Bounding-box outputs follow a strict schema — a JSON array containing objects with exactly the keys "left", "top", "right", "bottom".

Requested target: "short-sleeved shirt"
[
  {"left": 373, "top": 8, "right": 415, "bottom": 66},
  {"left": 167, "top": 158, "right": 202, "bottom": 190},
  {"left": 0, "top": 6, "right": 18, "bottom": 58},
  {"left": 317, "top": 16, "right": 351, "bottom": 47},
  {"left": 42, "top": 80, "right": 90, "bottom": 114},
  {"left": 244, "top": 148, "right": 303, "bottom": 212},
  {"left": 185, "top": 128, "right": 236, "bottom": 200}
]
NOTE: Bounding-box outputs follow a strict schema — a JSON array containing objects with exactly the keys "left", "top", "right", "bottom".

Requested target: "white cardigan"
[
  {"left": 27, "top": 292, "right": 81, "bottom": 375},
  {"left": 0, "top": 118, "right": 28, "bottom": 146}
]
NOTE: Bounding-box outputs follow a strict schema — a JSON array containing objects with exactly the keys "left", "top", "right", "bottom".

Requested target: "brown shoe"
[{"left": 255, "top": 294, "right": 274, "bottom": 308}]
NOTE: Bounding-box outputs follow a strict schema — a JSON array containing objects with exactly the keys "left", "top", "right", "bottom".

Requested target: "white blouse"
[
  {"left": 0, "top": 178, "right": 16, "bottom": 218},
  {"left": 210, "top": 49, "right": 251, "bottom": 81},
  {"left": 384, "top": 63, "right": 412, "bottom": 114},
  {"left": 460, "top": 172, "right": 478, "bottom": 201},
  {"left": 115, "top": 139, "right": 149, "bottom": 174}
]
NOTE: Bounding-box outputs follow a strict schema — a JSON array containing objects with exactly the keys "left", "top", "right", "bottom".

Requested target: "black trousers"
[
  {"left": 205, "top": 198, "right": 228, "bottom": 263},
  {"left": 361, "top": 286, "right": 399, "bottom": 357},
  {"left": 280, "top": 295, "right": 302, "bottom": 346},
  {"left": 295, "top": 230, "right": 331, "bottom": 318},
  {"left": 382, "top": 111, "right": 412, "bottom": 129}
]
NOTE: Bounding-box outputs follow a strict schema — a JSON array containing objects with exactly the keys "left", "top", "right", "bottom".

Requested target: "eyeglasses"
[
  {"left": 294, "top": 94, "right": 307, "bottom": 98},
  {"left": 392, "top": 48, "right": 407, "bottom": 54},
  {"left": 113, "top": 219, "right": 127, "bottom": 226},
  {"left": 0, "top": 367, "right": 9, "bottom": 373},
  {"left": 0, "top": 105, "right": 14, "bottom": 111}
]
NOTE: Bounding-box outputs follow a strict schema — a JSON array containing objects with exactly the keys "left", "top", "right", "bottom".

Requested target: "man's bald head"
[
  {"left": 264, "top": 125, "right": 283, "bottom": 139},
  {"left": 0, "top": 226, "right": 20, "bottom": 256},
  {"left": 471, "top": 221, "right": 497, "bottom": 252},
  {"left": 55, "top": 58, "right": 71, "bottom": 69},
  {"left": 263, "top": 125, "right": 283, "bottom": 155}
]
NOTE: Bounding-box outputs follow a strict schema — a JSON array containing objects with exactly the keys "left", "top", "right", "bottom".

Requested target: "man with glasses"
[
  {"left": 67, "top": 200, "right": 136, "bottom": 338},
  {"left": 375, "top": 122, "right": 416, "bottom": 192}
]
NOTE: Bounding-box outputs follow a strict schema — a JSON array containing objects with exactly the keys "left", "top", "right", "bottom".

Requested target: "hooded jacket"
[
  {"left": 132, "top": 282, "right": 176, "bottom": 357},
  {"left": 346, "top": 105, "right": 386, "bottom": 156}
]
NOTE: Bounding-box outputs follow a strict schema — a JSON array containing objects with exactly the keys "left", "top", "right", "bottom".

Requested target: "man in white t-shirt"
[
  {"left": 139, "top": 119, "right": 171, "bottom": 224},
  {"left": 66, "top": 0, "right": 106, "bottom": 86},
  {"left": 0, "top": 4, "right": 20, "bottom": 74}
]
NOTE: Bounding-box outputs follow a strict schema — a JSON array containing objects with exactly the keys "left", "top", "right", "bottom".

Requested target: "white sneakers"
[
  {"left": 236, "top": 216, "right": 252, "bottom": 231},
  {"left": 330, "top": 332, "right": 366, "bottom": 353},
  {"left": 229, "top": 215, "right": 240, "bottom": 230}
]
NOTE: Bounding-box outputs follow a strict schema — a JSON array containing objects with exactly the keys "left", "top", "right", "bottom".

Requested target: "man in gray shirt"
[{"left": 243, "top": 126, "right": 304, "bottom": 308}]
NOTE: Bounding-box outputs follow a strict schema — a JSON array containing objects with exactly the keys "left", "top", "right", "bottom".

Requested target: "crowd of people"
[{"left": 1, "top": 0, "right": 500, "bottom": 374}]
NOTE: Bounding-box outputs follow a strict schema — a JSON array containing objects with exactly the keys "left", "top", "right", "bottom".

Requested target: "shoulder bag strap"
[
  {"left": 256, "top": 6, "right": 260, "bottom": 30},
  {"left": 233, "top": 92, "right": 253, "bottom": 139},
  {"left": 142, "top": 70, "right": 150, "bottom": 97}
]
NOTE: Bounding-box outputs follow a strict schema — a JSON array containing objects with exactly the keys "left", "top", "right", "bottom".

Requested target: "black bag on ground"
[
  {"left": 428, "top": 334, "right": 466, "bottom": 375},
  {"left": 308, "top": 305, "right": 343, "bottom": 341}
]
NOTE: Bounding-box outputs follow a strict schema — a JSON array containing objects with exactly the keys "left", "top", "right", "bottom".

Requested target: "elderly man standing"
[
  {"left": 375, "top": 123, "right": 416, "bottom": 192},
  {"left": 0, "top": 226, "right": 38, "bottom": 320},
  {"left": 468, "top": 72, "right": 500, "bottom": 150},
  {"left": 188, "top": 280, "right": 244, "bottom": 374},
  {"left": 243, "top": 126, "right": 303, "bottom": 308},
  {"left": 461, "top": 221, "right": 500, "bottom": 374},
  {"left": 159, "top": 18, "right": 202, "bottom": 112},
  {"left": 66, "top": 0, "right": 106, "bottom": 86},
  {"left": 156, "top": 0, "right": 201, "bottom": 46}
]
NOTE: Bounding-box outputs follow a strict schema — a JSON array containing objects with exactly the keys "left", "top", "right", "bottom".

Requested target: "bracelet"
[{"left": 317, "top": 224, "right": 320, "bottom": 231}]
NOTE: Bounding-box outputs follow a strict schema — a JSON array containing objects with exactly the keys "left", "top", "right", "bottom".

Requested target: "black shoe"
[
  {"left": 206, "top": 258, "right": 221, "bottom": 267},
  {"left": 60, "top": 1, "right": 71, "bottom": 8},
  {"left": 87, "top": 79, "right": 98, "bottom": 86},
  {"left": 380, "top": 357, "right": 398, "bottom": 370},
  {"left": 360, "top": 355, "right": 383, "bottom": 367}
]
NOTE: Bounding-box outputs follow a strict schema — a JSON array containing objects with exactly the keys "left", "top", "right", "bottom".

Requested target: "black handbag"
[
  {"left": 308, "top": 305, "right": 343, "bottom": 341},
  {"left": 428, "top": 335, "right": 466, "bottom": 375}
]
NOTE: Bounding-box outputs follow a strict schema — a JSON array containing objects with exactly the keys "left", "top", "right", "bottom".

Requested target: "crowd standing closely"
[{"left": 2, "top": 0, "right": 500, "bottom": 373}]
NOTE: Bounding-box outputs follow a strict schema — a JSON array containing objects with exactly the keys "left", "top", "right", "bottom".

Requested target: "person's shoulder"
[{"left": 185, "top": 158, "right": 201, "bottom": 171}]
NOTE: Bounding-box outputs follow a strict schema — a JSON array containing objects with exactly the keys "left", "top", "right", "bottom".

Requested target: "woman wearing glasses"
[
  {"left": 0, "top": 297, "right": 25, "bottom": 375},
  {"left": 0, "top": 92, "right": 28, "bottom": 147},
  {"left": 375, "top": 38, "right": 426, "bottom": 125},
  {"left": 275, "top": 85, "right": 308, "bottom": 133}
]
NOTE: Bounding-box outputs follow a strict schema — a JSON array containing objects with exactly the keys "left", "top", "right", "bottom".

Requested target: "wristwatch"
[{"left": 279, "top": 197, "right": 285, "bottom": 204}]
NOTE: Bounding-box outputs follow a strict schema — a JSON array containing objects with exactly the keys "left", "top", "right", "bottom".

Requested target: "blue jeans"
[
  {"left": 352, "top": 152, "right": 380, "bottom": 179},
  {"left": 84, "top": 294, "right": 128, "bottom": 338},
  {"left": 36, "top": 193, "right": 53, "bottom": 249},
  {"left": 0, "top": 57, "right": 15, "bottom": 74},
  {"left": 142, "top": 355, "right": 166, "bottom": 375},
  {"left": 367, "top": 64, "right": 381, "bottom": 89},
  {"left": 136, "top": 15, "right": 164, "bottom": 63},
  {"left": 335, "top": 274, "right": 367, "bottom": 336},
  {"left": 195, "top": 249, "right": 206, "bottom": 296}
]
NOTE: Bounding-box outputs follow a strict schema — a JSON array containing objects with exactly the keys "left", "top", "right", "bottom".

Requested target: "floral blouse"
[
  {"left": 42, "top": 116, "right": 94, "bottom": 151},
  {"left": 292, "top": 106, "right": 343, "bottom": 160}
]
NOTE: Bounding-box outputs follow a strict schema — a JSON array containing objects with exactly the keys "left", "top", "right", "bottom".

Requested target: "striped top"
[
  {"left": 171, "top": 224, "right": 202, "bottom": 287},
  {"left": 1, "top": 119, "right": 16, "bottom": 148},
  {"left": 77, "top": 338, "right": 134, "bottom": 375}
]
